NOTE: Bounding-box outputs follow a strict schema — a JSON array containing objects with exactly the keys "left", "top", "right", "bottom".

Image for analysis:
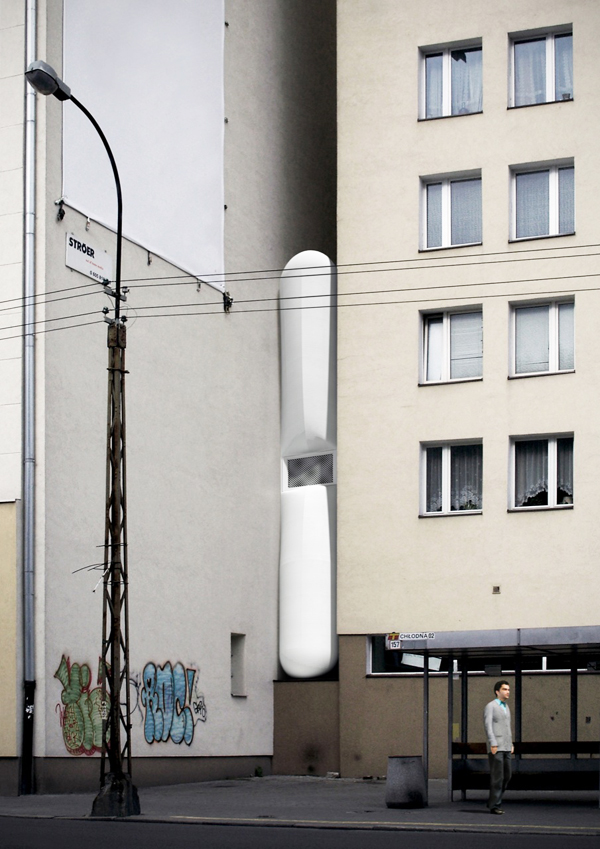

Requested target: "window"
[
  {"left": 368, "top": 638, "right": 594, "bottom": 676},
  {"left": 421, "top": 42, "right": 482, "bottom": 118},
  {"left": 511, "top": 29, "right": 573, "bottom": 107},
  {"left": 422, "top": 173, "right": 482, "bottom": 248},
  {"left": 231, "top": 633, "right": 246, "bottom": 697},
  {"left": 511, "top": 436, "right": 573, "bottom": 509},
  {"left": 422, "top": 442, "right": 482, "bottom": 515},
  {"left": 422, "top": 309, "right": 482, "bottom": 382},
  {"left": 512, "top": 300, "right": 574, "bottom": 375},
  {"left": 511, "top": 162, "right": 574, "bottom": 240},
  {"left": 284, "top": 453, "right": 335, "bottom": 489}
]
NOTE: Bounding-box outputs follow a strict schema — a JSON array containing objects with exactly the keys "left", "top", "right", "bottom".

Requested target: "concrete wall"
[
  {"left": 337, "top": 637, "right": 599, "bottom": 779},
  {"left": 224, "top": 0, "right": 337, "bottom": 268},
  {"left": 0, "top": 0, "right": 24, "bottom": 500},
  {"left": 6, "top": 0, "right": 337, "bottom": 792},
  {"left": 273, "top": 681, "right": 340, "bottom": 775},
  {"left": 0, "top": 0, "right": 24, "bottom": 796},
  {"left": 272, "top": 637, "right": 599, "bottom": 780},
  {"left": 336, "top": 0, "right": 600, "bottom": 635}
]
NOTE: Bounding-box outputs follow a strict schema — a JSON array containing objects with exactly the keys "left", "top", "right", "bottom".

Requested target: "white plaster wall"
[
  {"left": 62, "top": 0, "right": 225, "bottom": 277},
  {"left": 35, "top": 0, "right": 336, "bottom": 762},
  {"left": 0, "top": 1, "right": 24, "bottom": 500},
  {"left": 337, "top": 0, "right": 600, "bottom": 634}
]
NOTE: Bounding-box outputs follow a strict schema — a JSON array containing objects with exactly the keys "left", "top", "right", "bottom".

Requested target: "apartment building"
[
  {"left": 0, "top": 0, "right": 335, "bottom": 794},
  {"left": 274, "top": 0, "right": 600, "bottom": 782}
]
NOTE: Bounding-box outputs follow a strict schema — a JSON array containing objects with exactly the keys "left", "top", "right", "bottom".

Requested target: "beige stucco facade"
[
  {"left": 337, "top": 0, "right": 600, "bottom": 635},
  {"left": 0, "top": 503, "right": 18, "bottom": 760}
]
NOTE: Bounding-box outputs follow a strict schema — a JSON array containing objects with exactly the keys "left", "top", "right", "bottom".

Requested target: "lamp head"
[{"left": 25, "top": 60, "right": 71, "bottom": 101}]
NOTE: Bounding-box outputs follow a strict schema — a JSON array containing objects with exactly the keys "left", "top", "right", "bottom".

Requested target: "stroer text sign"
[{"left": 65, "top": 232, "right": 113, "bottom": 283}]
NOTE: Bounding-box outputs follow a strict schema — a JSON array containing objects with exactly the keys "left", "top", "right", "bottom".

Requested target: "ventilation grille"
[{"left": 287, "top": 454, "right": 334, "bottom": 488}]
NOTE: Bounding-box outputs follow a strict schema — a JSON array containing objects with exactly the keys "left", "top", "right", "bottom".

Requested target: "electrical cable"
[
  {"left": 1, "top": 275, "right": 598, "bottom": 340},
  {"left": 1, "top": 241, "right": 600, "bottom": 316}
]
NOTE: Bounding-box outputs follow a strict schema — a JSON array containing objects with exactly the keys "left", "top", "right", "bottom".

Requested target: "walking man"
[{"left": 483, "top": 680, "right": 513, "bottom": 814}]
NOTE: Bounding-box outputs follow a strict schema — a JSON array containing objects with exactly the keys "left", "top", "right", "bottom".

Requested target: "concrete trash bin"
[{"left": 385, "top": 756, "right": 427, "bottom": 808}]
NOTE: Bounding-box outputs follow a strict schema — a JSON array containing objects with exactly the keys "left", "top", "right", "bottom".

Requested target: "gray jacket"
[{"left": 483, "top": 699, "right": 513, "bottom": 752}]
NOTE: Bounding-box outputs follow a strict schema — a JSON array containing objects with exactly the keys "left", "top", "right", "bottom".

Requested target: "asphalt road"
[{"left": 3, "top": 819, "right": 600, "bottom": 849}]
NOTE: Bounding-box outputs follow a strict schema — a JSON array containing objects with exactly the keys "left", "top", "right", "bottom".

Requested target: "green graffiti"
[{"left": 54, "top": 655, "right": 110, "bottom": 756}]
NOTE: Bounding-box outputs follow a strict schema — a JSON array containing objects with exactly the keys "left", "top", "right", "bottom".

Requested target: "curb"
[{"left": 1, "top": 812, "right": 599, "bottom": 837}]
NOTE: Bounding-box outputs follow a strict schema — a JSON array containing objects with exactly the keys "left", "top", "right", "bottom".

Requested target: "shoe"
[{"left": 490, "top": 807, "right": 504, "bottom": 815}]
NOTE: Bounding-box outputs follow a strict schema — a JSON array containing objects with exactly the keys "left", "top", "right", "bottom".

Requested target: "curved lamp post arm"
[
  {"left": 68, "top": 94, "right": 123, "bottom": 320},
  {"left": 25, "top": 60, "right": 123, "bottom": 319}
]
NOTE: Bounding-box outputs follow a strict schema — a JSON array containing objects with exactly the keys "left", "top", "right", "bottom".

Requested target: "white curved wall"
[{"left": 279, "top": 251, "right": 337, "bottom": 678}]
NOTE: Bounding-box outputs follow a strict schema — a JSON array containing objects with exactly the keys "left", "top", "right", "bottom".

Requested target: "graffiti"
[
  {"left": 54, "top": 656, "right": 109, "bottom": 756},
  {"left": 140, "top": 661, "right": 207, "bottom": 746}
]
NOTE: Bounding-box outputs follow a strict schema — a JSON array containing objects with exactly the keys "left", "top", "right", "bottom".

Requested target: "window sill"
[
  {"left": 508, "top": 232, "right": 575, "bottom": 244},
  {"left": 419, "top": 377, "right": 482, "bottom": 387},
  {"left": 508, "top": 505, "right": 573, "bottom": 513},
  {"left": 419, "top": 510, "right": 482, "bottom": 518},
  {"left": 418, "top": 111, "right": 483, "bottom": 122},
  {"left": 231, "top": 692, "right": 247, "bottom": 698},
  {"left": 419, "top": 242, "right": 482, "bottom": 253},
  {"left": 508, "top": 98, "right": 573, "bottom": 110},
  {"left": 508, "top": 369, "right": 575, "bottom": 380}
]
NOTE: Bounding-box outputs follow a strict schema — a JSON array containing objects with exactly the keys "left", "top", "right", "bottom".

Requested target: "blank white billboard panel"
[{"left": 63, "top": 0, "right": 224, "bottom": 276}]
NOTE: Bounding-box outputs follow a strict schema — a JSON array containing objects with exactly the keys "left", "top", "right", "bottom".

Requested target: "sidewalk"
[{"left": 0, "top": 776, "right": 598, "bottom": 836}]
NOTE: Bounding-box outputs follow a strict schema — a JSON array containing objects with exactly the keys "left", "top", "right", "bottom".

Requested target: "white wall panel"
[{"left": 63, "top": 0, "right": 224, "bottom": 276}]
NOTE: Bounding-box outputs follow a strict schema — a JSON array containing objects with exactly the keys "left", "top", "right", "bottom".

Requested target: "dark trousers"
[{"left": 488, "top": 750, "right": 512, "bottom": 809}]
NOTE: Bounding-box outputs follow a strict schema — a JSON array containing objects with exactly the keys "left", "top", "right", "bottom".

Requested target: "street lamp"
[{"left": 25, "top": 60, "right": 139, "bottom": 817}]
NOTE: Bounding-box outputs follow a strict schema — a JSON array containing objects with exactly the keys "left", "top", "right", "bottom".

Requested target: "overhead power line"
[
  {"left": 3, "top": 276, "right": 599, "bottom": 344},
  {"left": 1, "top": 240, "right": 600, "bottom": 317}
]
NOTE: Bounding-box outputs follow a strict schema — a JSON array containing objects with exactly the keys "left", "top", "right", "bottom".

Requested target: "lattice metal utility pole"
[
  {"left": 91, "top": 318, "right": 140, "bottom": 816},
  {"left": 24, "top": 60, "right": 140, "bottom": 817}
]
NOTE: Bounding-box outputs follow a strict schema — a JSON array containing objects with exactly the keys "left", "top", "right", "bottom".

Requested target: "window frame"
[
  {"left": 282, "top": 451, "right": 337, "bottom": 492},
  {"left": 509, "top": 434, "right": 574, "bottom": 511},
  {"left": 509, "top": 298, "right": 575, "bottom": 377},
  {"left": 420, "top": 170, "right": 482, "bottom": 250},
  {"left": 509, "top": 26, "right": 573, "bottom": 108},
  {"left": 421, "top": 307, "right": 483, "bottom": 384},
  {"left": 420, "top": 440, "right": 483, "bottom": 517},
  {"left": 419, "top": 39, "right": 483, "bottom": 120},
  {"left": 509, "top": 160, "right": 574, "bottom": 241}
]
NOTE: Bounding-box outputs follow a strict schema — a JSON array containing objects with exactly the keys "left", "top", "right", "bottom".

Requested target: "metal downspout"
[{"left": 21, "top": 0, "right": 37, "bottom": 795}]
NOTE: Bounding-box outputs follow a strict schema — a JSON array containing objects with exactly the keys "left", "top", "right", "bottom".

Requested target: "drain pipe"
[{"left": 21, "top": 0, "right": 37, "bottom": 795}]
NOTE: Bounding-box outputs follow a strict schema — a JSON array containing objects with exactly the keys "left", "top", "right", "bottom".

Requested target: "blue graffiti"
[{"left": 140, "top": 661, "right": 205, "bottom": 745}]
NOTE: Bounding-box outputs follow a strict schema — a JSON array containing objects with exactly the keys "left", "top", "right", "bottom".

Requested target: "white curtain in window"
[
  {"left": 554, "top": 34, "right": 573, "bottom": 100},
  {"left": 450, "top": 444, "right": 482, "bottom": 511},
  {"left": 450, "top": 312, "right": 483, "bottom": 378},
  {"left": 426, "top": 447, "right": 443, "bottom": 512},
  {"left": 451, "top": 48, "right": 482, "bottom": 115},
  {"left": 515, "top": 440, "right": 548, "bottom": 507},
  {"left": 558, "top": 166, "right": 575, "bottom": 234},
  {"left": 515, "top": 305, "right": 549, "bottom": 372},
  {"left": 451, "top": 178, "right": 481, "bottom": 245},
  {"left": 557, "top": 438, "right": 574, "bottom": 503},
  {"left": 516, "top": 170, "right": 549, "bottom": 238},
  {"left": 514, "top": 38, "right": 546, "bottom": 106},
  {"left": 558, "top": 302, "right": 574, "bottom": 370},
  {"left": 425, "top": 315, "right": 443, "bottom": 381},
  {"left": 427, "top": 183, "right": 442, "bottom": 247},
  {"left": 425, "top": 53, "right": 443, "bottom": 118}
]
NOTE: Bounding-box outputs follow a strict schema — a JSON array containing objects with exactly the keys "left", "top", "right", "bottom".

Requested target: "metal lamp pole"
[{"left": 25, "top": 60, "right": 139, "bottom": 817}]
